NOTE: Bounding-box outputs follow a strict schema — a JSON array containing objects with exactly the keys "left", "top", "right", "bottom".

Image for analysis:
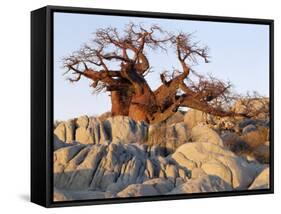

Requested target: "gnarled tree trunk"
[{"left": 110, "top": 90, "right": 131, "bottom": 116}]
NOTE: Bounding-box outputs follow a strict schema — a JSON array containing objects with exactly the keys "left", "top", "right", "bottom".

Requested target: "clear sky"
[{"left": 54, "top": 12, "right": 270, "bottom": 121}]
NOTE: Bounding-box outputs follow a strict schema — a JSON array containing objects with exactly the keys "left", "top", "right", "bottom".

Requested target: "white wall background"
[{"left": 0, "top": 0, "right": 279, "bottom": 212}]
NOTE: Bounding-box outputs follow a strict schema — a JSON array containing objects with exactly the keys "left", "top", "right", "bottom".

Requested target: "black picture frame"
[{"left": 31, "top": 5, "right": 274, "bottom": 208}]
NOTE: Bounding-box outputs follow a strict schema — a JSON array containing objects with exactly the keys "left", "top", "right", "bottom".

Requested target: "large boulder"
[
  {"left": 184, "top": 109, "right": 209, "bottom": 129},
  {"left": 54, "top": 120, "right": 75, "bottom": 143},
  {"left": 171, "top": 142, "right": 264, "bottom": 189},
  {"left": 191, "top": 125, "right": 223, "bottom": 146},
  {"left": 167, "top": 171, "right": 232, "bottom": 194}
]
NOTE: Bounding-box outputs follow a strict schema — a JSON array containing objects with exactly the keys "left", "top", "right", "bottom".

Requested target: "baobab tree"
[{"left": 63, "top": 23, "right": 257, "bottom": 124}]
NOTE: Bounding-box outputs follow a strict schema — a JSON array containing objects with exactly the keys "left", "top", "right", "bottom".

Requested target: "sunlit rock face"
[{"left": 53, "top": 106, "right": 270, "bottom": 201}]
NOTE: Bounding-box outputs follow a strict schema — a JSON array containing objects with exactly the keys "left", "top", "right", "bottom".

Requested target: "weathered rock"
[
  {"left": 168, "top": 172, "right": 232, "bottom": 194},
  {"left": 53, "top": 142, "right": 182, "bottom": 192},
  {"left": 165, "top": 111, "right": 184, "bottom": 125},
  {"left": 76, "top": 115, "right": 89, "bottom": 128},
  {"left": 54, "top": 123, "right": 66, "bottom": 142},
  {"left": 88, "top": 117, "right": 104, "bottom": 144},
  {"left": 175, "top": 177, "right": 185, "bottom": 186},
  {"left": 54, "top": 188, "right": 113, "bottom": 201},
  {"left": 184, "top": 109, "right": 208, "bottom": 129},
  {"left": 166, "top": 122, "right": 191, "bottom": 153},
  {"left": 148, "top": 144, "right": 166, "bottom": 157},
  {"left": 56, "top": 115, "right": 149, "bottom": 145},
  {"left": 105, "top": 116, "right": 148, "bottom": 144},
  {"left": 171, "top": 150, "right": 197, "bottom": 170},
  {"left": 165, "top": 164, "right": 178, "bottom": 182},
  {"left": 142, "top": 178, "right": 174, "bottom": 194},
  {"left": 172, "top": 142, "right": 234, "bottom": 168},
  {"left": 54, "top": 135, "right": 70, "bottom": 151},
  {"left": 117, "top": 184, "right": 159, "bottom": 197},
  {"left": 242, "top": 124, "right": 257, "bottom": 134},
  {"left": 54, "top": 144, "right": 106, "bottom": 190},
  {"left": 191, "top": 125, "right": 223, "bottom": 146},
  {"left": 54, "top": 189, "right": 72, "bottom": 201},
  {"left": 201, "top": 159, "right": 232, "bottom": 186},
  {"left": 54, "top": 120, "right": 75, "bottom": 143},
  {"left": 54, "top": 144, "right": 86, "bottom": 167},
  {"left": 145, "top": 159, "right": 155, "bottom": 178},
  {"left": 53, "top": 113, "right": 269, "bottom": 201},
  {"left": 171, "top": 142, "right": 263, "bottom": 189},
  {"left": 74, "top": 117, "right": 103, "bottom": 145},
  {"left": 216, "top": 156, "right": 263, "bottom": 189},
  {"left": 75, "top": 127, "right": 94, "bottom": 144},
  {"left": 249, "top": 167, "right": 270, "bottom": 189},
  {"left": 190, "top": 167, "right": 208, "bottom": 179},
  {"left": 147, "top": 121, "right": 190, "bottom": 155}
]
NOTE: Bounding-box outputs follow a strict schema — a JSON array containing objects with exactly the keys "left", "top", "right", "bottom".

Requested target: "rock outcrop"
[
  {"left": 184, "top": 109, "right": 209, "bottom": 129},
  {"left": 190, "top": 125, "right": 223, "bottom": 146},
  {"left": 54, "top": 141, "right": 191, "bottom": 196},
  {"left": 171, "top": 141, "right": 265, "bottom": 189},
  {"left": 54, "top": 139, "right": 268, "bottom": 200},
  {"left": 53, "top": 109, "right": 270, "bottom": 201},
  {"left": 54, "top": 120, "right": 75, "bottom": 143},
  {"left": 167, "top": 169, "right": 232, "bottom": 194},
  {"left": 147, "top": 121, "right": 191, "bottom": 155},
  {"left": 54, "top": 115, "right": 149, "bottom": 145}
]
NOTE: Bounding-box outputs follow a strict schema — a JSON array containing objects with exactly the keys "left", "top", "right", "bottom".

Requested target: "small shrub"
[
  {"left": 240, "top": 127, "right": 269, "bottom": 149},
  {"left": 221, "top": 131, "right": 250, "bottom": 155}
]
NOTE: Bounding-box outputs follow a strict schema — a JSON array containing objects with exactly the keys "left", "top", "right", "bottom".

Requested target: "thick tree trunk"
[
  {"left": 128, "top": 86, "right": 158, "bottom": 122},
  {"left": 120, "top": 64, "right": 158, "bottom": 122},
  {"left": 110, "top": 90, "right": 131, "bottom": 116}
]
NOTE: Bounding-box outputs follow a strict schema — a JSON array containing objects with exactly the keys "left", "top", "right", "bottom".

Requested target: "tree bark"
[
  {"left": 110, "top": 90, "right": 131, "bottom": 116},
  {"left": 120, "top": 63, "right": 158, "bottom": 122}
]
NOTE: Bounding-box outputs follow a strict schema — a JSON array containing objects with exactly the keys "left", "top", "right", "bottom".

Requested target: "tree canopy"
[{"left": 63, "top": 23, "right": 263, "bottom": 124}]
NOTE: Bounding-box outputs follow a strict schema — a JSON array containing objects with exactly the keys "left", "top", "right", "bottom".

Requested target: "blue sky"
[{"left": 54, "top": 12, "right": 270, "bottom": 121}]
